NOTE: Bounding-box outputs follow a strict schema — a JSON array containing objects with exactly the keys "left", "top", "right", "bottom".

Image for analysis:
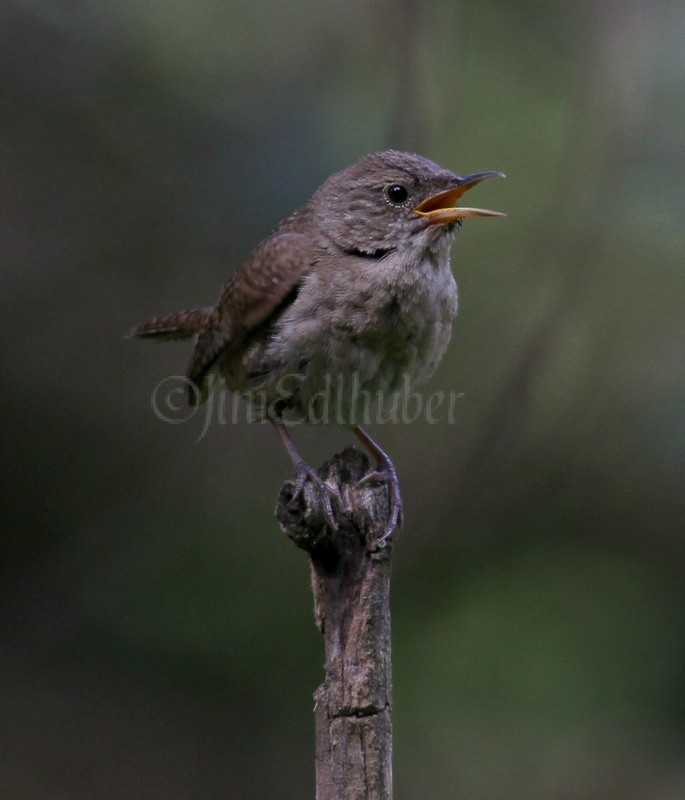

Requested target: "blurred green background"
[{"left": 2, "top": 0, "right": 684, "bottom": 798}]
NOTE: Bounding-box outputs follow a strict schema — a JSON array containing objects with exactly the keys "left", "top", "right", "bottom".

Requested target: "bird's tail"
[
  {"left": 130, "top": 307, "right": 213, "bottom": 341},
  {"left": 131, "top": 306, "right": 232, "bottom": 406}
]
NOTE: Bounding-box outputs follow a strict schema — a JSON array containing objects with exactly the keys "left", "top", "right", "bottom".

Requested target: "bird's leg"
[
  {"left": 351, "top": 425, "right": 403, "bottom": 543},
  {"left": 271, "top": 420, "right": 340, "bottom": 530}
]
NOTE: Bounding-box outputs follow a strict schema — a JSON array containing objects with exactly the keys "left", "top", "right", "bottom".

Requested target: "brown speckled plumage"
[{"left": 132, "top": 151, "right": 504, "bottom": 540}]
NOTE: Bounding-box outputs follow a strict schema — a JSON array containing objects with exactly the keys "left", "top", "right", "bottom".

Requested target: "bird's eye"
[{"left": 385, "top": 183, "right": 409, "bottom": 205}]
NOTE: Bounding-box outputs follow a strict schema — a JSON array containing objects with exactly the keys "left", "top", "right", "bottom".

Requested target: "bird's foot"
[
  {"left": 358, "top": 456, "right": 403, "bottom": 544},
  {"left": 289, "top": 460, "right": 341, "bottom": 531},
  {"left": 272, "top": 420, "right": 341, "bottom": 530},
  {"left": 351, "top": 425, "right": 403, "bottom": 544}
]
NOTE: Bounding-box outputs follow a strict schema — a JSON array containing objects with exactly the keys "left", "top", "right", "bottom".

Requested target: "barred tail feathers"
[
  {"left": 132, "top": 306, "right": 233, "bottom": 406},
  {"left": 131, "top": 307, "right": 213, "bottom": 341}
]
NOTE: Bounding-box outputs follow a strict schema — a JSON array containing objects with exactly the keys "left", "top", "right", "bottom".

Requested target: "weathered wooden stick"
[{"left": 276, "top": 446, "right": 394, "bottom": 800}]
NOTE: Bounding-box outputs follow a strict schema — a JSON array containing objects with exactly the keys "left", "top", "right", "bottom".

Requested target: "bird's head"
[{"left": 312, "top": 150, "right": 505, "bottom": 257}]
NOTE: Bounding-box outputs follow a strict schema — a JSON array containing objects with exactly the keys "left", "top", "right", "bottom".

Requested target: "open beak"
[{"left": 413, "top": 171, "right": 506, "bottom": 225}]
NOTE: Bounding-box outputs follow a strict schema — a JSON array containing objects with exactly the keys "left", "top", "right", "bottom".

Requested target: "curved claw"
[
  {"left": 272, "top": 419, "right": 341, "bottom": 530},
  {"left": 352, "top": 425, "right": 403, "bottom": 544},
  {"left": 290, "top": 461, "right": 341, "bottom": 531},
  {"left": 358, "top": 467, "right": 403, "bottom": 543}
]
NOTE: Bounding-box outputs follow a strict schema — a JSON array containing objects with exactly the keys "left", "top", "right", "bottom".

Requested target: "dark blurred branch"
[{"left": 276, "top": 447, "right": 393, "bottom": 800}]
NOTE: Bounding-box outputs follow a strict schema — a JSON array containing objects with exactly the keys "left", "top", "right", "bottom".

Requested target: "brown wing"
[{"left": 187, "top": 231, "right": 314, "bottom": 403}]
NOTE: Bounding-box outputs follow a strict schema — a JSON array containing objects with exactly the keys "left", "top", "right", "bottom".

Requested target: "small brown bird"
[{"left": 133, "top": 150, "right": 504, "bottom": 541}]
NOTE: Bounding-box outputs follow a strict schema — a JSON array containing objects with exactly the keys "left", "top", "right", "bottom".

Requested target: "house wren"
[{"left": 133, "top": 150, "right": 504, "bottom": 541}]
